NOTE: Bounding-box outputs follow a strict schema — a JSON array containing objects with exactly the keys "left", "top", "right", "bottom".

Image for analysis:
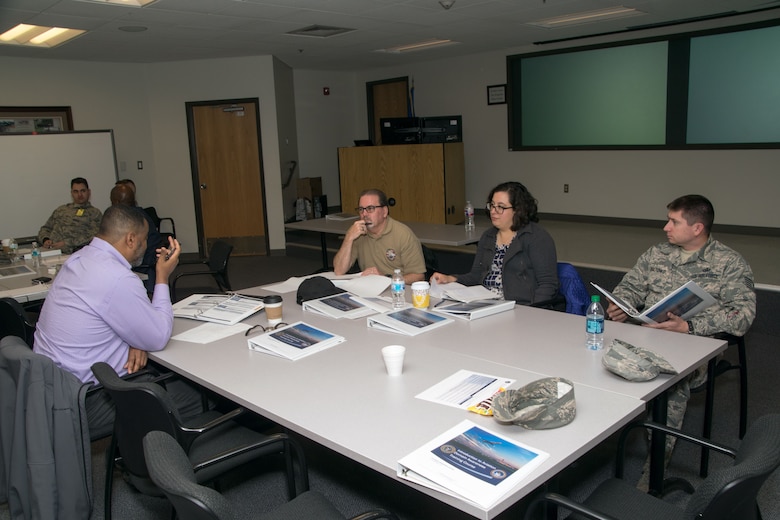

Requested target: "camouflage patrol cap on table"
[
  {"left": 602, "top": 338, "right": 678, "bottom": 382},
  {"left": 492, "top": 377, "right": 576, "bottom": 429}
]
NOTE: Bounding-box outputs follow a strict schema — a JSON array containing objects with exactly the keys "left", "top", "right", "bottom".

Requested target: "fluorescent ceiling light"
[
  {"left": 0, "top": 24, "right": 85, "bottom": 48},
  {"left": 377, "top": 39, "right": 458, "bottom": 54},
  {"left": 529, "top": 6, "right": 644, "bottom": 28},
  {"left": 75, "top": 0, "right": 158, "bottom": 6}
]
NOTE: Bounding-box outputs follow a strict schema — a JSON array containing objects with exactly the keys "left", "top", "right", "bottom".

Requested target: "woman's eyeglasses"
[
  {"left": 245, "top": 322, "right": 289, "bottom": 336},
  {"left": 486, "top": 203, "right": 513, "bottom": 214}
]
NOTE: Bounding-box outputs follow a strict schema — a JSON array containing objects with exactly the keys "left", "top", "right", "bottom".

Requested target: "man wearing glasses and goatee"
[{"left": 333, "top": 188, "right": 425, "bottom": 284}]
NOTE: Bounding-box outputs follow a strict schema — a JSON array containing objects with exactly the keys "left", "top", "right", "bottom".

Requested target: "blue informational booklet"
[
  {"left": 591, "top": 281, "right": 716, "bottom": 324},
  {"left": 247, "top": 321, "right": 345, "bottom": 360},
  {"left": 398, "top": 420, "right": 549, "bottom": 509},
  {"left": 367, "top": 307, "right": 454, "bottom": 336}
]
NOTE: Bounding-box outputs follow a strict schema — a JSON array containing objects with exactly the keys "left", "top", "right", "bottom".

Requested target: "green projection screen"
[
  {"left": 687, "top": 24, "right": 780, "bottom": 144},
  {"left": 518, "top": 42, "right": 668, "bottom": 147}
]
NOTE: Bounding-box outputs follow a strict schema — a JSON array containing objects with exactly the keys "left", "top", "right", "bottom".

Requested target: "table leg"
[
  {"left": 319, "top": 232, "right": 329, "bottom": 270},
  {"left": 649, "top": 391, "right": 668, "bottom": 495}
]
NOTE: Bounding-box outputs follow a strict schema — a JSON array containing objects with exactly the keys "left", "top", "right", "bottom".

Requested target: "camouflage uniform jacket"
[
  {"left": 613, "top": 236, "right": 755, "bottom": 337},
  {"left": 38, "top": 202, "right": 102, "bottom": 254}
]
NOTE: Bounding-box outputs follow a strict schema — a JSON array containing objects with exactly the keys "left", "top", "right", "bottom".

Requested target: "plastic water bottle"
[
  {"left": 391, "top": 268, "right": 405, "bottom": 309},
  {"left": 585, "top": 295, "right": 605, "bottom": 350},
  {"left": 31, "top": 241, "right": 41, "bottom": 269},
  {"left": 464, "top": 200, "right": 475, "bottom": 231},
  {"left": 9, "top": 238, "right": 18, "bottom": 262}
]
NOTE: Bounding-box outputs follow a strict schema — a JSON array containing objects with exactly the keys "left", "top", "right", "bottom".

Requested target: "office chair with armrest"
[
  {"left": 523, "top": 415, "right": 780, "bottom": 520},
  {"left": 693, "top": 331, "right": 749, "bottom": 477},
  {"left": 143, "top": 430, "right": 399, "bottom": 520},
  {"left": 91, "top": 362, "right": 308, "bottom": 520},
  {"left": 171, "top": 240, "right": 233, "bottom": 302},
  {"left": 144, "top": 206, "right": 177, "bottom": 242},
  {"left": 0, "top": 297, "right": 37, "bottom": 346}
]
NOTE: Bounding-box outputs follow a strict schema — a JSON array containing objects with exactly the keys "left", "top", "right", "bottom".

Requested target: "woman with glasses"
[{"left": 431, "top": 181, "right": 558, "bottom": 305}]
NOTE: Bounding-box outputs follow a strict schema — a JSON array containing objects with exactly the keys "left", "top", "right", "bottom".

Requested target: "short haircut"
[
  {"left": 110, "top": 184, "right": 136, "bottom": 207},
  {"left": 487, "top": 181, "right": 539, "bottom": 231},
  {"left": 99, "top": 204, "right": 147, "bottom": 242},
  {"left": 116, "top": 178, "right": 136, "bottom": 188},
  {"left": 667, "top": 194, "right": 714, "bottom": 235},
  {"left": 358, "top": 188, "right": 389, "bottom": 208},
  {"left": 71, "top": 177, "right": 89, "bottom": 189}
]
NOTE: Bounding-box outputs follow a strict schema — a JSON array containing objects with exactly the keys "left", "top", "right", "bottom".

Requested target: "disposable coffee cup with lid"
[{"left": 264, "top": 295, "right": 284, "bottom": 325}]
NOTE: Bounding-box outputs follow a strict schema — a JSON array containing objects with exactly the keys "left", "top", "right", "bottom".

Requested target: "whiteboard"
[{"left": 0, "top": 131, "right": 117, "bottom": 240}]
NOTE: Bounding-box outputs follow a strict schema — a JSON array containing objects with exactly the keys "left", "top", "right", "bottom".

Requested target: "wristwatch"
[{"left": 686, "top": 320, "right": 694, "bottom": 335}]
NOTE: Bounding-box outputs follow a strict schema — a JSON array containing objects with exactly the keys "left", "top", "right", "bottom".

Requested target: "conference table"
[
  {"left": 0, "top": 253, "right": 66, "bottom": 303},
  {"left": 284, "top": 218, "right": 487, "bottom": 270},
  {"left": 150, "top": 284, "right": 726, "bottom": 519}
]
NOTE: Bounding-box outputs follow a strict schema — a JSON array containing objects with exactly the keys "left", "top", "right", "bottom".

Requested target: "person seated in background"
[
  {"left": 333, "top": 188, "right": 425, "bottom": 284},
  {"left": 33, "top": 205, "right": 202, "bottom": 437},
  {"left": 38, "top": 177, "right": 102, "bottom": 253},
  {"left": 431, "top": 181, "right": 558, "bottom": 305},
  {"left": 110, "top": 182, "right": 162, "bottom": 292},
  {"left": 116, "top": 178, "right": 136, "bottom": 192},
  {"left": 606, "top": 194, "right": 756, "bottom": 488}
]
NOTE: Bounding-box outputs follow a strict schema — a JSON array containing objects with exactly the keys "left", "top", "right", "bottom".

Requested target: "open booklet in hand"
[
  {"left": 247, "top": 321, "right": 345, "bottom": 360},
  {"left": 433, "top": 299, "right": 515, "bottom": 321},
  {"left": 173, "top": 294, "right": 265, "bottom": 326},
  {"left": 398, "top": 419, "right": 549, "bottom": 509},
  {"left": 591, "top": 281, "right": 716, "bottom": 324},
  {"left": 367, "top": 307, "right": 453, "bottom": 336}
]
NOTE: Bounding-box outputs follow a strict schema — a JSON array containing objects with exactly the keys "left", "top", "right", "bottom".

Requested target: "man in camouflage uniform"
[
  {"left": 38, "top": 177, "right": 102, "bottom": 254},
  {"left": 607, "top": 194, "right": 755, "bottom": 488}
]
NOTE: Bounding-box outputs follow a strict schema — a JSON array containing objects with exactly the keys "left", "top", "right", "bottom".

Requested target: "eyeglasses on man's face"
[
  {"left": 245, "top": 322, "right": 289, "bottom": 336},
  {"left": 355, "top": 205, "right": 386, "bottom": 214},
  {"left": 486, "top": 202, "right": 514, "bottom": 214}
]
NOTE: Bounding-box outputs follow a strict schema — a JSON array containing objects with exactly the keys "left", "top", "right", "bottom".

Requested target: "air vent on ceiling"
[{"left": 287, "top": 25, "right": 355, "bottom": 38}]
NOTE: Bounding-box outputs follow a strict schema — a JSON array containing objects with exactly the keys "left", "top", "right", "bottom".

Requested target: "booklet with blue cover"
[
  {"left": 247, "top": 321, "right": 345, "bottom": 360},
  {"left": 367, "top": 307, "right": 454, "bottom": 336}
]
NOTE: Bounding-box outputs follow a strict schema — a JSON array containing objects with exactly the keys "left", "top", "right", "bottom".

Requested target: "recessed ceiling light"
[
  {"left": 74, "top": 0, "right": 158, "bottom": 6},
  {"left": 118, "top": 26, "right": 148, "bottom": 33},
  {"left": 529, "top": 6, "right": 644, "bottom": 28},
  {"left": 376, "top": 39, "right": 458, "bottom": 54},
  {"left": 0, "top": 24, "right": 85, "bottom": 48}
]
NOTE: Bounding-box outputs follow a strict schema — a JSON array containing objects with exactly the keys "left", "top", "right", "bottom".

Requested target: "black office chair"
[
  {"left": 693, "top": 331, "right": 749, "bottom": 477},
  {"left": 144, "top": 206, "right": 177, "bottom": 242},
  {"left": 0, "top": 297, "right": 38, "bottom": 346},
  {"left": 143, "top": 430, "right": 399, "bottom": 520},
  {"left": 523, "top": 415, "right": 780, "bottom": 520},
  {"left": 91, "top": 362, "right": 308, "bottom": 520},
  {"left": 421, "top": 244, "right": 439, "bottom": 282},
  {"left": 171, "top": 240, "right": 234, "bottom": 302}
]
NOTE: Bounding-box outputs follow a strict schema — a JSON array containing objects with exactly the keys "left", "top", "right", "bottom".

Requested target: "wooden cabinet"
[{"left": 338, "top": 143, "right": 465, "bottom": 224}]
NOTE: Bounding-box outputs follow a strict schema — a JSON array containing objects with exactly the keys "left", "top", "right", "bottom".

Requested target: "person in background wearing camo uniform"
[
  {"left": 38, "top": 177, "right": 103, "bottom": 254},
  {"left": 607, "top": 194, "right": 756, "bottom": 488}
]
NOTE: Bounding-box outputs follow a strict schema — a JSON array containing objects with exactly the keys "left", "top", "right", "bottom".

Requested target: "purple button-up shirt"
[{"left": 34, "top": 237, "right": 173, "bottom": 383}]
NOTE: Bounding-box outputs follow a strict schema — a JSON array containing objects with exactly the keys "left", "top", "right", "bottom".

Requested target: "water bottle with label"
[
  {"left": 391, "top": 268, "right": 405, "bottom": 309},
  {"left": 9, "top": 238, "right": 18, "bottom": 262},
  {"left": 585, "top": 295, "right": 605, "bottom": 350},
  {"left": 31, "top": 241, "right": 41, "bottom": 269},
  {"left": 464, "top": 200, "right": 475, "bottom": 231}
]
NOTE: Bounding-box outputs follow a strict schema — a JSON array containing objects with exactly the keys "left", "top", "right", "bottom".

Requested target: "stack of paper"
[
  {"left": 433, "top": 299, "right": 515, "bottom": 321},
  {"left": 303, "top": 292, "right": 387, "bottom": 319},
  {"left": 247, "top": 321, "right": 345, "bottom": 360},
  {"left": 173, "top": 294, "right": 265, "bottom": 326},
  {"left": 367, "top": 307, "right": 453, "bottom": 336}
]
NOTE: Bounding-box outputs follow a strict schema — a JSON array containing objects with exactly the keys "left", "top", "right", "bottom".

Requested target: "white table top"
[
  {"left": 0, "top": 257, "right": 65, "bottom": 302},
  {"left": 151, "top": 296, "right": 645, "bottom": 519},
  {"left": 285, "top": 218, "right": 487, "bottom": 247}
]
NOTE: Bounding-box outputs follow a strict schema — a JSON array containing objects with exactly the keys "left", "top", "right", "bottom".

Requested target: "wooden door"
[
  {"left": 367, "top": 77, "right": 409, "bottom": 145},
  {"left": 186, "top": 100, "right": 267, "bottom": 256}
]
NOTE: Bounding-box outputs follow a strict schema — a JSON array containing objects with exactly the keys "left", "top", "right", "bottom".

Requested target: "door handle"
[{"left": 200, "top": 184, "right": 207, "bottom": 190}]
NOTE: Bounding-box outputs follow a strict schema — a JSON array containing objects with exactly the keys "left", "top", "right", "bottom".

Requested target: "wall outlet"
[{"left": 564, "top": 183, "right": 569, "bottom": 193}]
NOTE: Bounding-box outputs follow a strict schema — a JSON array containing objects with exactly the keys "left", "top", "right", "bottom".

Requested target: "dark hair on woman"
[{"left": 487, "top": 181, "right": 539, "bottom": 231}]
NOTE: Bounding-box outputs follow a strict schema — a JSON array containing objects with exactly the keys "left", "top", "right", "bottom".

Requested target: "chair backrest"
[
  {"left": 557, "top": 263, "right": 590, "bottom": 315},
  {"left": 421, "top": 244, "right": 439, "bottom": 281},
  {"left": 0, "top": 297, "right": 36, "bottom": 346},
  {"left": 686, "top": 413, "right": 780, "bottom": 520},
  {"left": 207, "top": 240, "right": 233, "bottom": 290},
  {"left": 143, "top": 206, "right": 176, "bottom": 240},
  {"left": 143, "top": 431, "right": 234, "bottom": 520},
  {"left": 91, "top": 362, "right": 183, "bottom": 479}
]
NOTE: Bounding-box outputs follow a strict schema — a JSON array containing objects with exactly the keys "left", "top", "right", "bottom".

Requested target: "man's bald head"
[{"left": 110, "top": 184, "right": 136, "bottom": 207}]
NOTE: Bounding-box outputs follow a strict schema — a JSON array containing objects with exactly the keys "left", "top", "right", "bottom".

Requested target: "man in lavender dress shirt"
[{"left": 33, "top": 204, "right": 198, "bottom": 437}]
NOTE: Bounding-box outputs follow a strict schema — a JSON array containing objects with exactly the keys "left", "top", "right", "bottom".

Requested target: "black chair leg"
[
  {"left": 105, "top": 434, "right": 118, "bottom": 520},
  {"left": 699, "top": 358, "right": 717, "bottom": 477},
  {"left": 737, "top": 338, "right": 748, "bottom": 439}
]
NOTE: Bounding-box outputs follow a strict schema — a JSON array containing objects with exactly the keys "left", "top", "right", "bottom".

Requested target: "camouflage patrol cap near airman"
[
  {"left": 602, "top": 338, "right": 678, "bottom": 382},
  {"left": 492, "top": 377, "right": 576, "bottom": 429}
]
